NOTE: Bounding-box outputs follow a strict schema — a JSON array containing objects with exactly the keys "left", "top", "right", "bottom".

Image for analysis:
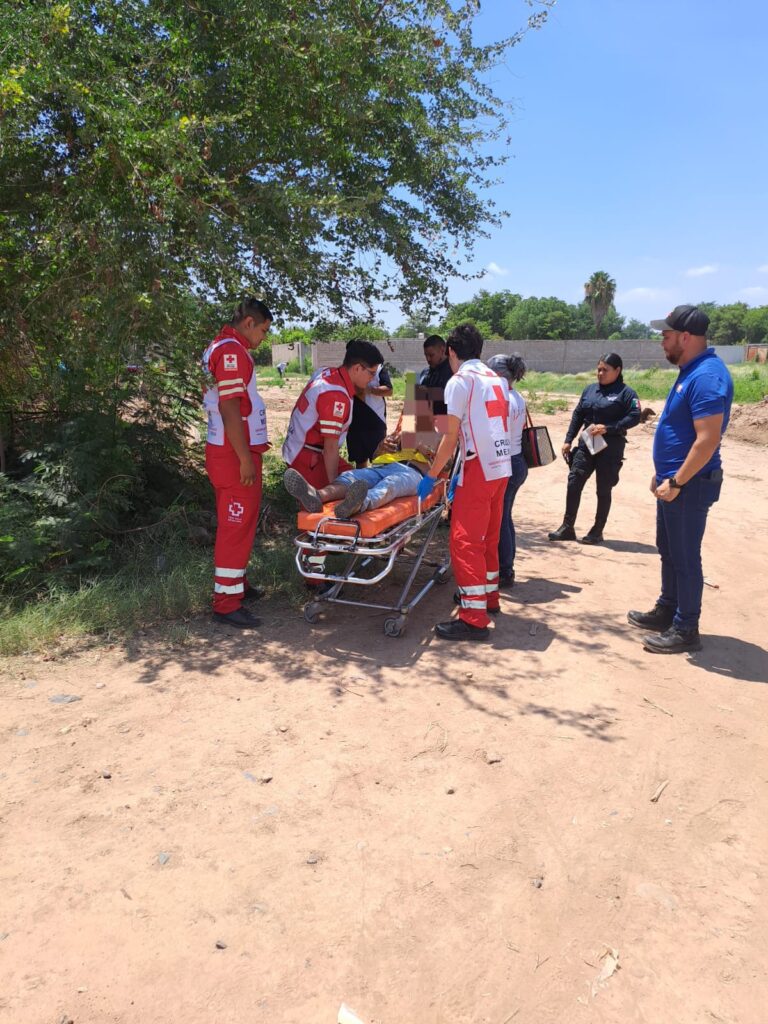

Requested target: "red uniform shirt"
[
  {"left": 207, "top": 326, "right": 268, "bottom": 454},
  {"left": 301, "top": 367, "right": 355, "bottom": 448}
]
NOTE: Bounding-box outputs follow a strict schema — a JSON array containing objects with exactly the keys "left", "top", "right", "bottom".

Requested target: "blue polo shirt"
[{"left": 653, "top": 348, "right": 733, "bottom": 479}]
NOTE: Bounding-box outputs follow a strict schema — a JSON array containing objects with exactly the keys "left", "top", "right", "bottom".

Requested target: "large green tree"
[
  {"left": 0, "top": 0, "right": 555, "bottom": 422},
  {"left": 442, "top": 288, "right": 522, "bottom": 337}
]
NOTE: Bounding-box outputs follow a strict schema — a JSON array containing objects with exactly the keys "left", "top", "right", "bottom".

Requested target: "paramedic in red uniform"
[
  {"left": 202, "top": 298, "right": 272, "bottom": 630},
  {"left": 282, "top": 340, "right": 385, "bottom": 488},
  {"left": 416, "top": 323, "right": 512, "bottom": 641}
]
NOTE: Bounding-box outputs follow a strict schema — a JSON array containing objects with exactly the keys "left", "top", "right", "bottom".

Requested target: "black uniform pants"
[{"left": 563, "top": 436, "right": 625, "bottom": 532}]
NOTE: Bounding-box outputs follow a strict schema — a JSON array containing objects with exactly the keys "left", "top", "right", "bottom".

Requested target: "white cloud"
[
  {"left": 615, "top": 287, "right": 675, "bottom": 303},
  {"left": 484, "top": 261, "right": 509, "bottom": 277},
  {"left": 757, "top": 264, "right": 768, "bottom": 274},
  {"left": 740, "top": 286, "right": 768, "bottom": 298},
  {"left": 684, "top": 264, "right": 718, "bottom": 278}
]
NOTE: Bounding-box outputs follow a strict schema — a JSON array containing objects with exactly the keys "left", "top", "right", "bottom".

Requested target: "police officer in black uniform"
[{"left": 548, "top": 353, "right": 641, "bottom": 544}]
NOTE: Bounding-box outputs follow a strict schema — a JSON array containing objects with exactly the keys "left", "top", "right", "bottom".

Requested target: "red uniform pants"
[
  {"left": 288, "top": 446, "right": 352, "bottom": 579},
  {"left": 450, "top": 459, "right": 507, "bottom": 628},
  {"left": 289, "top": 446, "right": 352, "bottom": 489},
  {"left": 206, "top": 447, "right": 262, "bottom": 614}
]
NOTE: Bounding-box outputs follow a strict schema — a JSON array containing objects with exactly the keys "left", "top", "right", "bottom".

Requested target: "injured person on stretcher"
[{"left": 284, "top": 427, "right": 435, "bottom": 519}]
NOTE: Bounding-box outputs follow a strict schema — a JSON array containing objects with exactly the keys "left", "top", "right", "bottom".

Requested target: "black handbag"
[{"left": 521, "top": 408, "right": 556, "bottom": 468}]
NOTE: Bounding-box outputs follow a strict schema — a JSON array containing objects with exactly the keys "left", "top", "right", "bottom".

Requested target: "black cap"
[{"left": 650, "top": 304, "right": 709, "bottom": 335}]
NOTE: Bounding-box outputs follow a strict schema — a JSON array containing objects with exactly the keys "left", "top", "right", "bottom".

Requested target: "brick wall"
[{"left": 290, "top": 339, "right": 746, "bottom": 375}]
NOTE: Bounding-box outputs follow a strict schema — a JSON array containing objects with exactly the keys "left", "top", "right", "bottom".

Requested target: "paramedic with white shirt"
[{"left": 417, "top": 324, "right": 513, "bottom": 642}]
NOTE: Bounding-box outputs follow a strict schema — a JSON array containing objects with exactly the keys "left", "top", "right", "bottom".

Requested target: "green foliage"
[
  {"left": 504, "top": 296, "right": 579, "bottom": 340},
  {"left": 520, "top": 363, "right": 768, "bottom": 404},
  {"left": 443, "top": 289, "right": 522, "bottom": 337}
]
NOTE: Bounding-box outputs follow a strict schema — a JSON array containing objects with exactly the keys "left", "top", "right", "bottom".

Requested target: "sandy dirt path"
[{"left": 2, "top": 387, "right": 767, "bottom": 1024}]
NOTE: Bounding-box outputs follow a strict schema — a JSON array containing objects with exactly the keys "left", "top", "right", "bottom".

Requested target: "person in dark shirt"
[
  {"left": 548, "top": 353, "right": 641, "bottom": 544},
  {"left": 417, "top": 334, "right": 453, "bottom": 416},
  {"left": 346, "top": 362, "right": 393, "bottom": 465}
]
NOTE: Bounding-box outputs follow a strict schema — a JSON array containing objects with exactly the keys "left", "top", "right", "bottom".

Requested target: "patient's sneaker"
[
  {"left": 284, "top": 468, "right": 322, "bottom": 512},
  {"left": 334, "top": 479, "right": 369, "bottom": 519}
]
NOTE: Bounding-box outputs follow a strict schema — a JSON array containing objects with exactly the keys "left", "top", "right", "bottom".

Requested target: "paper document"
[{"left": 580, "top": 429, "right": 607, "bottom": 455}]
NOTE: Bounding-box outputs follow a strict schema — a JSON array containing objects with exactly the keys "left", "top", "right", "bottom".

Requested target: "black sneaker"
[
  {"left": 213, "top": 607, "right": 261, "bottom": 629},
  {"left": 548, "top": 524, "right": 577, "bottom": 541},
  {"left": 627, "top": 604, "right": 675, "bottom": 632},
  {"left": 643, "top": 626, "right": 702, "bottom": 654},
  {"left": 435, "top": 619, "right": 490, "bottom": 642},
  {"left": 453, "top": 591, "right": 499, "bottom": 614},
  {"left": 284, "top": 468, "right": 322, "bottom": 512}
]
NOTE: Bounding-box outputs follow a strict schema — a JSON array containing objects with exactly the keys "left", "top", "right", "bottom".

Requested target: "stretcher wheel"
[
  {"left": 303, "top": 602, "right": 321, "bottom": 624},
  {"left": 383, "top": 615, "right": 406, "bottom": 638},
  {"left": 432, "top": 567, "right": 450, "bottom": 585}
]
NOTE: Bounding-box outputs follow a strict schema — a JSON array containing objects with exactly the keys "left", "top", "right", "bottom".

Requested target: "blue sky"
[{"left": 382, "top": 0, "right": 768, "bottom": 329}]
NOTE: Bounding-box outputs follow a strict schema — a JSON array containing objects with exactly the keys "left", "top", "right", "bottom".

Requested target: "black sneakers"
[
  {"left": 627, "top": 604, "right": 675, "bottom": 632},
  {"left": 435, "top": 619, "right": 490, "bottom": 642},
  {"left": 548, "top": 524, "right": 577, "bottom": 541},
  {"left": 213, "top": 607, "right": 261, "bottom": 629},
  {"left": 643, "top": 626, "right": 702, "bottom": 654}
]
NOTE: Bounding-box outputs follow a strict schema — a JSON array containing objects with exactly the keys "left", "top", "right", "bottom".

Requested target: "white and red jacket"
[
  {"left": 282, "top": 366, "right": 355, "bottom": 464},
  {"left": 202, "top": 327, "right": 268, "bottom": 451},
  {"left": 445, "top": 359, "right": 513, "bottom": 484}
]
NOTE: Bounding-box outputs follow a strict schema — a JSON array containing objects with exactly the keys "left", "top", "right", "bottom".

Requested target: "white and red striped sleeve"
[
  {"left": 210, "top": 342, "right": 251, "bottom": 400},
  {"left": 315, "top": 391, "right": 351, "bottom": 438}
]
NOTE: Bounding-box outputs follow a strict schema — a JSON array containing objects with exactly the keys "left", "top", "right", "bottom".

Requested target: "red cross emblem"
[{"left": 485, "top": 385, "right": 509, "bottom": 431}]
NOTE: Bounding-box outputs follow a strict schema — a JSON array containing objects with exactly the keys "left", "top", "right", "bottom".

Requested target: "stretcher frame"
[{"left": 295, "top": 486, "right": 453, "bottom": 638}]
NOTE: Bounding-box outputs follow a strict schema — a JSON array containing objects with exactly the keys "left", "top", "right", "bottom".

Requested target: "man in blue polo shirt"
[{"left": 627, "top": 305, "right": 733, "bottom": 654}]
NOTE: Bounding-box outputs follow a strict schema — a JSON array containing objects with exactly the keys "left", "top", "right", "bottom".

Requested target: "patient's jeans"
[{"left": 334, "top": 463, "right": 422, "bottom": 512}]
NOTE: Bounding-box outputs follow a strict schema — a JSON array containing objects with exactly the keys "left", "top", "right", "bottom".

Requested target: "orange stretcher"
[{"left": 294, "top": 478, "right": 452, "bottom": 637}]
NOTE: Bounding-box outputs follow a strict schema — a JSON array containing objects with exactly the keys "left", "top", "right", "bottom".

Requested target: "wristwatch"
[{"left": 668, "top": 477, "right": 683, "bottom": 489}]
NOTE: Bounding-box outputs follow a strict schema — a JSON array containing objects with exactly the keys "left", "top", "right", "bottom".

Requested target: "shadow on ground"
[{"left": 688, "top": 636, "right": 768, "bottom": 684}]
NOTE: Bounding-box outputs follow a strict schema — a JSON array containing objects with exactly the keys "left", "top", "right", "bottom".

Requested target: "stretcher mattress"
[{"left": 297, "top": 480, "right": 446, "bottom": 538}]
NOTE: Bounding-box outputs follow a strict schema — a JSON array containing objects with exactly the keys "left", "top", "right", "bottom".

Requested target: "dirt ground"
[{"left": 2, "top": 382, "right": 767, "bottom": 1024}]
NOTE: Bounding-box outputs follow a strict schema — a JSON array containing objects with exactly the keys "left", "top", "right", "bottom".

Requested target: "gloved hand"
[
  {"left": 447, "top": 476, "right": 458, "bottom": 502},
  {"left": 417, "top": 475, "right": 437, "bottom": 501}
]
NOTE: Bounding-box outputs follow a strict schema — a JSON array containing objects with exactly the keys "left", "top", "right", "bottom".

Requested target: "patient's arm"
[{"left": 424, "top": 415, "right": 460, "bottom": 479}]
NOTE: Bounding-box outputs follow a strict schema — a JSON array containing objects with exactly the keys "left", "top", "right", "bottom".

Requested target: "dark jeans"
[
  {"left": 564, "top": 436, "right": 625, "bottom": 532},
  {"left": 498, "top": 452, "right": 528, "bottom": 577},
  {"left": 656, "top": 471, "right": 722, "bottom": 632}
]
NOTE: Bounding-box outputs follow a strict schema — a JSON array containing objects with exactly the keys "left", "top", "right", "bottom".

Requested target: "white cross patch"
[
  {"left": 333, "top": 400, "right": 345, "bottom": 418},
  {"left": 227, "top": 500, "right": 245, "bottom": 523},
  {"left": 223, "top": 353, "right": 237, "bottom": 371}
]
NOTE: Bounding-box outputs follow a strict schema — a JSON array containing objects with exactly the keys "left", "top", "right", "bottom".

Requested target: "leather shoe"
[
  {"left": 435, "top": 619, "right": 490, "bottom": 642},
  {"left": 453, "top": 591, "right": 499, "bottom": 614},
  {"left": 243, "top": 585, "right": 264, "bottom": 602},
  {"left": 548, "top": 524, "right": 576, "bottom": 541},
  {"left": 213, "top": 607, "right": 261, "bottom": 629},
  {"left": 627, "top": 604, "right": 675, "bottom": 632},
  {"left": 579, "top": 531, "right": 603, "bottom": 545},
  {"left": 643, "top": 626, "right": 702, "bottom": 654}
]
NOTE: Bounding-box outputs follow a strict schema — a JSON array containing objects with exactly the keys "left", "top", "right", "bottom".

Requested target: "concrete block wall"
[{"left": 288, "top": 338, "right": 745, "bottom": 375}]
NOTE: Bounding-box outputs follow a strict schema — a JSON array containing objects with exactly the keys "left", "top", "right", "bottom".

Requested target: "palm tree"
[{"left": 584, "top": 271, "right": 617, "bottom": 337}]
